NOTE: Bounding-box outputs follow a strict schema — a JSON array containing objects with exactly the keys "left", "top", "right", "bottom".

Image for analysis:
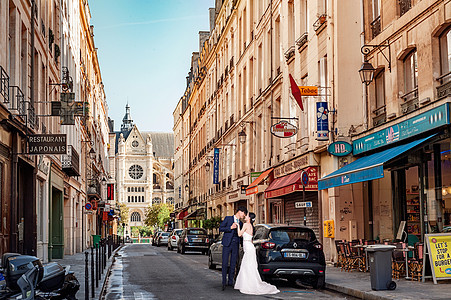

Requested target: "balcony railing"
[
  {"left": 399, "top": 0, "right": 412, "bottom": 16},
  {"left": 62, "top": 145, "right": 80, "bottom": 177},
  {"left": 372, "top": 105, "right": 386, "bottom": 127},
  {"left": 400, "top": 88, "right": 419, "bottom": 115},
  {"left": 284, "top": 46, "right": 295, "bottom": 61},
  {"left": 371, "top": 16, "right": 381, "bottom": 39},
  {"left": 437, "top": 78, "right": 451, "bottom": 100},
  {"left": 296, "top": 33, "right": 308, "bottom": 51},
  {"left": 0, "top": 66, "right": 9, "bottom": 103},
  {"left": 313, "top": 14, "right": 327, "bottom": 33}
]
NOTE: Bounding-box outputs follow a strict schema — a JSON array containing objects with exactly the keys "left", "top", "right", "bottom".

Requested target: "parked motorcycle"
[{"left": 0, "top": 253, "right": 79, "bottom": 300}]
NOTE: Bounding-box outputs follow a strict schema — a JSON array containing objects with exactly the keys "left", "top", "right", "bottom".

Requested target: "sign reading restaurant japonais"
[{"left": 28, "top": 134, "right": 67, "bottom": 154}]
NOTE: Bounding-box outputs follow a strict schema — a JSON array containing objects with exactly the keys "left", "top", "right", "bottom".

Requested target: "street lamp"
[
  {"left": 185, "top": 184, "right": 189, "bottom": 192},
  {"left": 89, "top": 147, "right": 96, "bottom": 159},
  {"left": 205, "top": 161, "right": 210, "bottom": 172},
  {"left": 359, "top": 60, "right": 376, "bottom": 86},
  {"left": 238, "top": 129, "right": 247, "bottom": 144}
]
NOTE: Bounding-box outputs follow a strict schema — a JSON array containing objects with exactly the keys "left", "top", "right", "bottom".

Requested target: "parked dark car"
[
  {"left": 177, "top": 228, "right": 210, "bottom": 254},
  {"left": 253, "top": 224, "right": 326, "bottom": 288},
  {"left": 208, "top": 232, "right": 243, "bottom": 270}
]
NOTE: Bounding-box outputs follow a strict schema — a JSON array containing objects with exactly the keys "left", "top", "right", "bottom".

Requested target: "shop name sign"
[
  {"left": 353, "top": 103, "right": 450, "bottom": 155},
  {"left": 298, "top": 86, "right": 318, "bottom": 96},
  {"left": 270, "top": 121, "right": 297, "bottom": 138},
  {"left": 28, "top": 134, "right": 67, "bottom": 154},
  {"left": 327, "top": 141, "right": 352, "bottom": 157},
  {"left": 274, "top": 154, "right": 311, "bottom": 178}
]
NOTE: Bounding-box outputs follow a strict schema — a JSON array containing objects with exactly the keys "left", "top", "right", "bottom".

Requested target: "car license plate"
[
  {"left": 284, "top": 252, "right": 305, "bottom": 258},
  {"left": 192, "top": 238, "right": 202, "bottom": 242}
]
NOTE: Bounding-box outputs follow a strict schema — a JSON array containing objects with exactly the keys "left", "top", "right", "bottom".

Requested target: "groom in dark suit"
[{"left": 219, "top": 206, "right": 247, "bottom": 290}]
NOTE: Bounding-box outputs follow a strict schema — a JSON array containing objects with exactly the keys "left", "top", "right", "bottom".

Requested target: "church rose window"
[
  {"left": 129, "top": 164, "right": 143, "bottom": 180},
  {"left": 132, "top": 140, "right": 139, "bottom": 147}
]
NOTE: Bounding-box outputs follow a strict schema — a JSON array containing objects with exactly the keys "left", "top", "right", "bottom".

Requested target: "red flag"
[{"left": 289, "top": 74, "right": 304, "bottom": 111}]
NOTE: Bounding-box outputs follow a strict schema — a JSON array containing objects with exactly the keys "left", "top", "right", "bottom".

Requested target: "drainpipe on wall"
[{"left": 360, "top": 0, "right": 368, "bottom": 131}]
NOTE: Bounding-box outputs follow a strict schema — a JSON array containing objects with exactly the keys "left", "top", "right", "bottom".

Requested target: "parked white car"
[{"left": 167, "top": 229, "right": 183, "bottom": 251}]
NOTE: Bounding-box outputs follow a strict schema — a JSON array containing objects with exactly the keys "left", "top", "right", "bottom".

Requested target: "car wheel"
[
  {"left": 313, "top": 275, "right": 325, "bottom": 289},
  {"left": 208, "top": 253, "right": 216, "bottom": 270}
]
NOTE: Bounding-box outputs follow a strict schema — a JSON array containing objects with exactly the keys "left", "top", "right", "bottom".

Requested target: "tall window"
[
  {"left": 404, "top": 50, "right": 418, "bottom": 95},
  {"left": 131, "top": 212, "right": 141, "bottom": 222},
  {"left": 440, "top": 27, "right": 451, "bottom": 83},
  {"left": 372, "top": 0, "right": 380, "bottom": 20},
  {"left": 375, "top": 70, "right": 385, "bottom": 109},
  {"left": 300, "top": 0, "right": 308, "bottom": 35}
]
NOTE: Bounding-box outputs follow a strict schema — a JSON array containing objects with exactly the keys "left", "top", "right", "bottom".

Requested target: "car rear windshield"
[
  {"left": 161, "top": 232, "right": 170, "bottom": 236},
  {"left": 269, "top": 228, "right": 316, "bottom": 243},
  {"left": 187, "top": 229, "right": 207, "bottom": 235}
]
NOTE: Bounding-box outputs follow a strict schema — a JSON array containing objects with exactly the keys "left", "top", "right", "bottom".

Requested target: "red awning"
[
  {"left": 246, "top": 168, "right": 273, "bottom": 195},
  {"left": 177, "top": 208, "right": 189, "bottom": 220},
  {"left": 265, "top": 167, "right": 318, "bottom": 198}
]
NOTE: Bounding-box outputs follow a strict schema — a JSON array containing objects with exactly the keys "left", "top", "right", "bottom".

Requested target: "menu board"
[{"left": 424, "top": 233, "right": 451, "bottom": 284}]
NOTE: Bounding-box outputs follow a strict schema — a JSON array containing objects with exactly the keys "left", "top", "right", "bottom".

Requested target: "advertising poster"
[
  {"left": 213, "top": 148, "right": 219, "bottom": 184},
  {"left": 425, "top": 233, "right": 451, "bottom": 284},
  {"left": 316, "top": 102, "right": 328, "bottom": 141}
]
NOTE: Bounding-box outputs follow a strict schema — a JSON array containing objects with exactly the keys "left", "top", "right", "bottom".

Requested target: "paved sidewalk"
[
  {"left": 325, "top": 264, "right": 451, "bottom": 299},
  {"left": 53, "top": 245, "right": 122, "bottom": 300}
]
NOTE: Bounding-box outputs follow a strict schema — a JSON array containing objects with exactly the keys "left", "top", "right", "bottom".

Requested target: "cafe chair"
[
  {"left": 346, "top": 240, "right": 365, "bottom": 272},
  {"left": 392, "top": 242, "right": 406, "bottom": 279},
  {"left": 408, "top": 242, "right": 423, "bottom": 281}
]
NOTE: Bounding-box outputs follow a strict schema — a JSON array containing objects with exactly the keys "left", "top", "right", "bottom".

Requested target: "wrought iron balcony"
[
  {"left": 371, "top": 16, "right": 381, "bottom": 39},
  {"left": 0, "top": 66, "right": 9, "bottom": 103},
  {"left": 399, "top": 0, "right": 412, "bottom": 16},
  {"left": 372, "top": 105, "right": 386, "bottom": 127},
  {"left": 296, "top": 33, "right": 308, "bottom": 51},
  {"left": 62, "top": 145, "right": 80, "bottom": 177},
  {"left": 400, "top": 88, "right": 419, "bottom": 115},
  {"left": 284, "top": 46, "right": 295, "bottom": 61},
  {"left": 436, "top": 73, "right": 451, "bottom": 100},
  {"left": 313, "top": 14, "right": 327, "bottom": 33}
]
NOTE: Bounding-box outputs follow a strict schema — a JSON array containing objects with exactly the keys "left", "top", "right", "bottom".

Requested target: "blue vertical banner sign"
[
  {"left": 316, "top": 102, "right": 329, "bottom": 141},
  {"left": 213, "top": 148, "right": 220, "bottom": 184}
]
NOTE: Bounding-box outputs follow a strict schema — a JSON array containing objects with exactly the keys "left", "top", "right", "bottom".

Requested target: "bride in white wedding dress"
[{"left": 234, "top": 213, "right": 280, "bottom": 295}]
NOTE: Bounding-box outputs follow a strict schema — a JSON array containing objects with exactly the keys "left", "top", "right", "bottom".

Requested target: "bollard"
[
  {"left": 96, "top": 243, "right": 99, "bottom": 288},
  {"left": 103, "top": 240, "right": 107, "bottom": 270},
  {"left": 90, "top": 247, "right": 94, "bottom": 298},
  {"left": 100, "top": 240, "right": 104, "bottom": 274},
  {"left": 85, "top": 251, "right": 89, "bottom": 300}
]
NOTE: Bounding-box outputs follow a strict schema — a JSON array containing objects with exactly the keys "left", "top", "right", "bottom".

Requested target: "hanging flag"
[{"left": 289, "top": 74, "right": 304, "bottom": 111}]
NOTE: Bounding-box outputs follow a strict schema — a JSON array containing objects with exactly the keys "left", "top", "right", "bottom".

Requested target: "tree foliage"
[
  {"left": 203, "top": 216, "right": 222, "bottom": 230},
  {"left": 118, "top": 203, "right": 129, "bottom": 226},
  {"left": 144, "top": 203, "right": 173, "bottom": 230}
]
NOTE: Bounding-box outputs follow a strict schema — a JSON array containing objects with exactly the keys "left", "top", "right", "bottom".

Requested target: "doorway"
[{"left": 50, "top": 188, "right": 63, "bottom": 259}]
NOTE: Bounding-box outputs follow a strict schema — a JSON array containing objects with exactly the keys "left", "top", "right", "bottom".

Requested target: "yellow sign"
[
  {"left": 298, "top": 86, "right": 318, "bottom": 96},
  {"left": 425, "top": 233, "right": 451, "bottom": 284},
  {"left": 323, "top": 220, "right": 335, "bottom": 238}
]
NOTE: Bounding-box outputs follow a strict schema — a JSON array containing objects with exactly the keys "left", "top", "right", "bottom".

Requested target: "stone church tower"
[{"left": 109, "top": 105, "right": 174, "bottom": 236}]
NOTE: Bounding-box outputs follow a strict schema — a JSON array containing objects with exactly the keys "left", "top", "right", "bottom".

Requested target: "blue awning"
[{"left": 318, "top": 135, "right": 435, "bottom": 190}]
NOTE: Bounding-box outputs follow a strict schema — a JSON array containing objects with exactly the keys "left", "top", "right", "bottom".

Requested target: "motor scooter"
[{"left": 0, "top": 253, "right": 79, "bottom": 300}]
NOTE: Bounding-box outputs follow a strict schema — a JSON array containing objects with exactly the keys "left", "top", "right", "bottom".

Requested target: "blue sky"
[{"left": 89, "top": 0, "right": 214, "bottom": 132}]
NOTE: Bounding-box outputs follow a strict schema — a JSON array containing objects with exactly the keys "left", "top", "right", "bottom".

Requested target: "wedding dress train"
[{"left": 234, "top": 232, "right": 280, "bottom": 295}]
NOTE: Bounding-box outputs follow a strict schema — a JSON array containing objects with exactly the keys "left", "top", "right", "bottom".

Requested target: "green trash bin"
[{"left": 92, "top": 234, "right": 101, "bottom": 247}]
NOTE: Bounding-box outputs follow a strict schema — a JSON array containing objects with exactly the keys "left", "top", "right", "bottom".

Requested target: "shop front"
[
  {"left": 319, "top": 103, "right": 451, "bottom": 245},
  {"left": 265, "top": 153, "right": 320, "bottom": 236},
  {"left": 246, "top": 169, "right": 273, "bottom": 224}
]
